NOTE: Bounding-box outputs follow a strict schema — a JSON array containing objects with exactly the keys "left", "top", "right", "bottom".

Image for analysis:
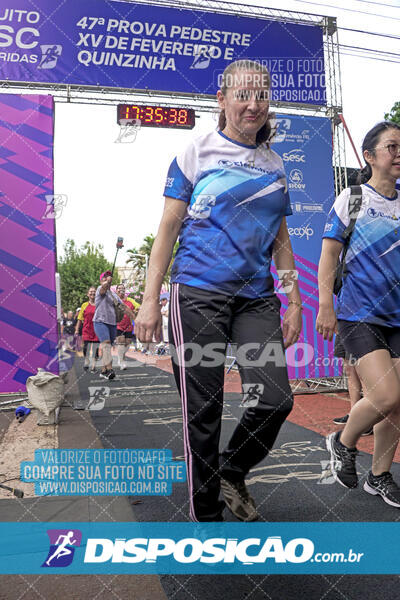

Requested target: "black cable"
[
  {"left": 338, "top": 26, "right": 400, "bottom": 40},
  {"left": 338, "top": 43, "right": 400, "bottom": 58},
  {"left": 291, "top": 0, "right": 400, "bottom": 20},
  {"left": 352, "top": 0, "right": 400, "bottom": 8},
  {"left": 340, "top": 51, "right": 400, "bottom": 64}
]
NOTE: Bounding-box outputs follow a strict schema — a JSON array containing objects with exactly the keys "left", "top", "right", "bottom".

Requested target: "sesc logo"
[
  {"left": 282, "top": 149, "right": 306, "bottom": 164},
  {"left": 218, "top": 159, "right": 234, "bottom": 168}
]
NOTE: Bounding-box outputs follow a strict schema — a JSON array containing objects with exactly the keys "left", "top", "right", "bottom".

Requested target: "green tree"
[
  {"left": 58, "top": 239, "right": 118, "bottom": 311},
  {"left": 385, "top": 101, "right": 400, "bottom": 126},
  {"left": 126, "top": 234, "right": 179, "bottom": 303}
]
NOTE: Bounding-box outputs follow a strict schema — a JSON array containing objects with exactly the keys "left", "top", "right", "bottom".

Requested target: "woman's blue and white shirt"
[
  {"left": 323, "top": 184, "right": 400, "bottom": 327},
  {"left": 163, "top": 130, "right": 291, "bottom": 298}
]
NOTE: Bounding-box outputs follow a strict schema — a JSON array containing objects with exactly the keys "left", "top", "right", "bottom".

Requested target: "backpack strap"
[
  {"left": 340, "top": 185, "right": 363, "bottom": 282},
  {"left": 342, "top": 185, "right": 362, "bottom": 240}
]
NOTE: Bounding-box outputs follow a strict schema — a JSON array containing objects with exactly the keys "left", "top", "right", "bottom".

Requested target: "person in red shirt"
[
  {"left": 116, "top": 284, "right": 139, "bottom": 370},
  {"left": 75, "top": 286, "right": 99, "bottom": 372}
]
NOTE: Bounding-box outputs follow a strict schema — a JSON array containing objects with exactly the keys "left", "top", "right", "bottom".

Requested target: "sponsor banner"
[
  {"left": 0, "top": 0, "right": 325, "bottom": 103},
  {"left": 0, "top": 94, "right": 58, "bottom": 392},
  {"left": 20, "top": 449, "right": 186, "bottom": 496},
  {"left": 273, "top": 114, "right": 336, "bottom": 379},
  {"left": 0, "top": 522, "right": 399, "bottom": 574}
]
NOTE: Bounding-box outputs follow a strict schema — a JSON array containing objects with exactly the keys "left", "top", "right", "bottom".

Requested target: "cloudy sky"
[{"left": 54, "top": 0, "right": 400, "bottom": 265}]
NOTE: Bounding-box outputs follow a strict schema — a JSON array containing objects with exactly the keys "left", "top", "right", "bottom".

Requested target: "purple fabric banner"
[{"left": 0, "top": 94, "right": 57, "bottom": 393}]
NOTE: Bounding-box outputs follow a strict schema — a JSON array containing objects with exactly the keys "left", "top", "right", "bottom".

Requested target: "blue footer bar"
[{"left": 0, "top": 522, "right": 397, "bottom": 574}]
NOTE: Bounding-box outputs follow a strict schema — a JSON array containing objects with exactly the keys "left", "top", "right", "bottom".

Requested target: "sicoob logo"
[{"left": 42, "top": 529, "right": 82, "bottom": 567}]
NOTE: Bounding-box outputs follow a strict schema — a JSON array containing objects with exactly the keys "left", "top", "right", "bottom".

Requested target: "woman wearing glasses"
[{"left": 317, "top": 121, "right": 400, "bottom": 507}]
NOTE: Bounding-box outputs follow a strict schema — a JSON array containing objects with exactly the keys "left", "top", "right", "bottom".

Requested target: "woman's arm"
[
  {"left": 272, "top": 218, "right": 302, "bottom": 348},
  {"left": 316, "top": 238, "right": 343, "bottom": 341},
  {"left": 135, "top": 197, "right": 187, "bottom": 342},
  {"left": 99, "top": 278, "right": 111, "bottom": 296}
]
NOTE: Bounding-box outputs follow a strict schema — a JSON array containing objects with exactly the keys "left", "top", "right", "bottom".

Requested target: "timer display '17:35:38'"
[{"left": 117, "top": 104, "right": 195, "bottom": 129}]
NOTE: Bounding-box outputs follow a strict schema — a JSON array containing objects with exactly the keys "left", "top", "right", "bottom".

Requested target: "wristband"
[{"left": 288, "top": 301, "right": 303, "bottom": 310}]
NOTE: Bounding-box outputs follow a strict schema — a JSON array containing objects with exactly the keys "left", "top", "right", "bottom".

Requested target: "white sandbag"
[{"left": 26, "top": 368, "right": 64, "bottom": 417}]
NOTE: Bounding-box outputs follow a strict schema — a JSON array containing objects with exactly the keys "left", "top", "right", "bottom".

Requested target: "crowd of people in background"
[{"left": 60, "top": 278, "right": 170, "bottom": 380}]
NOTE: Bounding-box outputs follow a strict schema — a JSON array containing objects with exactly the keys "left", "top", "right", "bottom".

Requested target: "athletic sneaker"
[
  {"left": 220, "top": 478, "right": 258, "bottom": 522},
  {"left": 99, "top": 369, "right": 116, "bottom": 380},
  {"left": 364, "top": 471, "right": 400, "bottom": 507},
  {"left": 326, "top": 431, "right": 358, "bottom": 488},
  {"left": 90, "top": 367, "right": 97, "bottom": 373},
  {"left": 332, "top": 414, "right": 349, "bottom": 425},
  {"left": 120, "top": 362, "right": 127, "bottom": 371},
  {"left": 361, "top": 427, "right": 374, "bottom": 437}
]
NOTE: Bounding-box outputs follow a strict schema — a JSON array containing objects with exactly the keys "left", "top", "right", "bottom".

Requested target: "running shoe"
[
  {"left": 120, "top": 362, "right": 127, "bottom": 370},
  {"left": 361, "top": 427, "right": 374, "bottom": 436},
  {"left": 326, "top": 431, "right": 358, "bottom": 488},
  {"left": 363, "top": 471, "right": 400, "bottom": 507},
  {"left": 220, "top": 478, "right": 258, "bottom": 522},
  {"left": 99, "top": 369, "right": 116, "bottom": 380},
  {"left": 90, "top": 367, "right": 97, "bottom": 373},
  {"left": 332, "top": 414, "right": 349, "bottom": 425}
]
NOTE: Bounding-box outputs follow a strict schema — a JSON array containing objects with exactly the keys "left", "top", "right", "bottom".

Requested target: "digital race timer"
[{"left": 117, "top": 104, "right": 195, "bottom": 129}]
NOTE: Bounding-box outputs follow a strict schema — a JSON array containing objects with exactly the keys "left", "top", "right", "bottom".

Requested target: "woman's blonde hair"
[{"left": 218, "top": 59, "right": 275, "bottom": 146}]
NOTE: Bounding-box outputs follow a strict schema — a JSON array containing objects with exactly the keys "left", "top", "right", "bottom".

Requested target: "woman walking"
[
  {"left": 136, "top": 60, "right": 302, "bottom": 522},
  {"left": 318, "top": 121, "right": 400, "bottom": 506}
]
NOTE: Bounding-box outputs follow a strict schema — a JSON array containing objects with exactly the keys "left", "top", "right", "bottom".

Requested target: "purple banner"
[
  {"left": 272, "top": 114, "right": 336, "bottom": 380},
  {"left": 0, "top": 0, "right": 325, "bottom": 104},
  {"left": 0, "top": 94, "right": 57, "bottom": 393}
]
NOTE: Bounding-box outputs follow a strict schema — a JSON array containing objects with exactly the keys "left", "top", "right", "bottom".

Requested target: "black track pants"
[{"left": 169, "top": 283, "right": 293, "bottom": 521}]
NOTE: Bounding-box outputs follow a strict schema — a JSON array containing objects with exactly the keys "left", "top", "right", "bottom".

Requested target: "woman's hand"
[
  {"left": 282, "top": 304, "right": 303, "bottom": 348},
  {"left": 135, "top": 299, "right": 162, "bottom": 343},
  {"left": 316, "top": 306, "right": 337, "bottom": 341}
]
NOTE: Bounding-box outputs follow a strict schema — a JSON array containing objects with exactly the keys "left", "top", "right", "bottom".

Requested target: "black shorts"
[
  {"left": 338, "top": 320, "right": 400, "bottom": 361},
  {"left": 333, "top": 334, "right": 347, "bottom": 360},
  {"left": 116, "top": 330, "right": 135, "bottom": 339}
]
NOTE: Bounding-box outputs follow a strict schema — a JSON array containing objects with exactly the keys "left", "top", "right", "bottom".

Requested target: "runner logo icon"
[
  {"left": 42, "top": 529, "right": 82, "bottom": 568},
  {"left": 241, "top": 383, "right": 264, "bottom": 408},
  {"left": 38, "top": 45, "right": 62, "bottom": 69}
]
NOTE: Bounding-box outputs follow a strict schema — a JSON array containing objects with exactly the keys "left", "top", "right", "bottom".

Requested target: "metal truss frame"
[{"left": 0, "top": 0, "right": 348, "bottom": 394}]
